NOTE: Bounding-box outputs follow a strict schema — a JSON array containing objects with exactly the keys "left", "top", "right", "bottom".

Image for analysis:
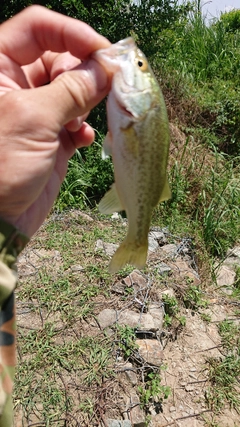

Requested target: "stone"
[
  {"left": 148, "top": 303, "right": 164, "bottom": 331},
  {"left": 76, "top": 211, "right": 94, "bottom": 222},
  {"left": 173, "top": 259, "right": 200, "bottom": 284},
  {"left": 70, "top": 264, "right": 84, "bottom": 272},
  {"left": 161, "top": 244, "right": 178, "bottom": 257},
  {"left": 216, "top": 265, "right": 236, "bottom": 287},
  {"left": 148, "top": 236, "right": 159, "bottom": 252},
  {"left": 126, "top": 393, "right": 146, "bottom": 427},
  {"left": 161, "top": 289, "right": 175, "bottom": 298},
  {"left": 107, "top": 420, "right": 131, "bottom": 427},
  {"left": 123, "top": 270, "right": 148, "bottom": 289},
  {"left": 136, "top": 339, "right": 163, "bottom": 366},
  {"left": 111, "top": 212, "right": 122, "bottom": 220},
  {"left": 227, "top": 246, "right": 240, "bottom": 258},
  {"left": 185, "top": 384, "right": 194, "bottom": 392},
  {"left": 97, "top": 309, "right": 117, "bottom": 329},
  {"left": 97, "top": 308, "right": 161, "bottom": 332},
  {"left": 148, "top": 230, "right": 167, "bottom": 244},
  {"left": 112, "top": 282, "right": 126, "bottom": 295},
  {"left": 95, "top": 239, "right": 118, "bottom": 256},
  {"left": 117, "top": 362, "right": 138, "bottom": 386},
  {"left": 118, "top": 311, "right": 156, "bottom": 331},
  {"left": 156, "top": 262, "right": 172, "bottom": 275}
]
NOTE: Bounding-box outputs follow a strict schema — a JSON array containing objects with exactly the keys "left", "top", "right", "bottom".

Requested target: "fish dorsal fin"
[
  {"left": 102, "top": 132, "right": 112, "bottom": 160},
  {"left": 98, "top": 183, "right": 124, "bottom": 214},
  {"left": 159, "top": 177, "right": 171, "bottom": 202}
]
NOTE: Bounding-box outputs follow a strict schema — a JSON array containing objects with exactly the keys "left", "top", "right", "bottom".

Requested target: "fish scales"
[{"left": 93, "top": 38, "right": 171, "bottom": 273}]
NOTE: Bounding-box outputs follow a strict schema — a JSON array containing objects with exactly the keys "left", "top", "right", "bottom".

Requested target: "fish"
[{"left": 93, "top": 37, "right": 171, "bottom": 273}]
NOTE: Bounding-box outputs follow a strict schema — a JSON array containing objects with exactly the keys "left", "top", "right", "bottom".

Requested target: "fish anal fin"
[{"left": 98, "top": 183, "right": 124, "bottom": 214}]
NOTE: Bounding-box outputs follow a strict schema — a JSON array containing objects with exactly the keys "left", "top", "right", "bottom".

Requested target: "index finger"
[{"left": 0, "top": 5, "right": 111, "bottom": 66}]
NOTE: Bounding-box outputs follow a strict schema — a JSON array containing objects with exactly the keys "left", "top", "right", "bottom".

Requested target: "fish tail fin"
[{"left": 109, "top": 238, "right": 148, "bottom": 273}]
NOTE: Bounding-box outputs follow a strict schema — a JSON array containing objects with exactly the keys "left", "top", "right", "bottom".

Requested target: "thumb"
[
  {"left": 45, "top": 58, "right": 111, "bottom": 131},
  {"left": 1, "top": 58, "right": 110, "bottom": 140}
]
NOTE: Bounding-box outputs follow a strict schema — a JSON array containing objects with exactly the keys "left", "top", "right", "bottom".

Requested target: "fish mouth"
[
  {"left": 116, "top": 98, "right": 135, "bottom": 118},
  {"left": 92, "top": 38, "right": 136, "bottom": 73}
]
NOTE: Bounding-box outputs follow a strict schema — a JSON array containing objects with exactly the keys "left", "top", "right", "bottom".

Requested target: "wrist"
[{"left": 0, "top": 218, "right": 29, "bottom": 268}]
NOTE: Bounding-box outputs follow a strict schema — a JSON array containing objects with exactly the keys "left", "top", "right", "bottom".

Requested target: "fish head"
[{"left": 93, "top": 38, "right": 161, "bottom": 120}]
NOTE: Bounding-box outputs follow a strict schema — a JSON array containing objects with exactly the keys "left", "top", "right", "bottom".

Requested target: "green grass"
[{"left": 205, "top": 319, "right": 240, "bottom": 413}]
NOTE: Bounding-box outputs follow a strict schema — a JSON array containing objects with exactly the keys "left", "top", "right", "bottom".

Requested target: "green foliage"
[
  {"left": 183, "top": 285, "right": 208, "bottom": 310},
  {"left": 162, "top": 294, "right": 179, "bottom": 316},
  {"left": 205, "top": 319, "right": 240, "bottom": 412},
  {"left": 206, "top": 355, "right": 240, "bottom": 412},
  {"left": 218, "top": 319, "right": 240, "bottom": 355},
  {"left": 80, "top": 136, "right": 114, "bottom": 205},
  {"left": 115, "top": 325, "right": 139, "bottom": 358},
  {"left": 55, "top": 150, "right": 90, "bottom": 211},
  {"left": 219, "top": 9, "right": 240, "bottom": 32},
  {"left": 138, "top": 371, "right": 171, "bottom": 408}
]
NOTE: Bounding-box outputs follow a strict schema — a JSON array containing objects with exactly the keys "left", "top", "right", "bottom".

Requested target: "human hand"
[{"left": 0, "top": 6, "right": 111, "bottom": 237}]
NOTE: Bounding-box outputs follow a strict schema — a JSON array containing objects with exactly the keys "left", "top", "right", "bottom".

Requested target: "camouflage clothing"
[{"left": 0, "top": 220, "right": 29, "bottom": 427}]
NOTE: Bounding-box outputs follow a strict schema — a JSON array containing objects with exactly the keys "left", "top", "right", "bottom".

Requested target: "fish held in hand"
[{"left": 93, "top": 38, "right": 171, "bottom": 273}]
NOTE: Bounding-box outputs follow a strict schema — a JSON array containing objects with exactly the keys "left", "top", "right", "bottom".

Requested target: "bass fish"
[{"left": 93, "top": 38, "right": 171, "bottom": 273}]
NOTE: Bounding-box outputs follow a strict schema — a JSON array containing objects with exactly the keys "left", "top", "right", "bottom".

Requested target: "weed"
[
  {"left": 200, "top": 313, "right": 212, "bottom": 323},
  {"left": 183, "top": 285, "right": 208, "bottom": 310},
  {"left": 115, "top": 325, "right": 139, "bottom": 358},
  {"left": 162, "top": 294, "right": 179, "bottom": 316},
  {"left": 205, "top": 355, "right": 240, "bottom": 412},
  {"left": 205, "top": 318, "right": 240, "bottom": 413},
  {"left": 138, "top": 371, "right": 171, "bottom": 409},
  {"left": 163, "top": 313, "right": 172, "bottom": 328},
  {"left": 218, "top": 319, "right": 239, "bottom": 355}
]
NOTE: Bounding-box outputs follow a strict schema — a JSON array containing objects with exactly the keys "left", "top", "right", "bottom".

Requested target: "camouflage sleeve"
[
  {"left": 0, "top": 219, "right": 29, "bottom": 427},
  {"left": 0, "top": 261, "right": 17, "bottom": 427}
]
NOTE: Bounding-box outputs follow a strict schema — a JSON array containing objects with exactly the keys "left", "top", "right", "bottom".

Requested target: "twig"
[{"left": 161, "top": 409, "right": 212, "bottom": 426}]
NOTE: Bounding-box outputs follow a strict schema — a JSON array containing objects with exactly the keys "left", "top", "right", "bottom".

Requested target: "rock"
[
  {"left": 107, "top": 420, "right": 131, "bottom": 427},
  {"left": 111, "top": 212, "right": 122, "bottom": 220},
  {"left": 70, "top": 264, "right": 84, "bottom": 272},
  {"left": 97, "top": 308, "right": 117, "bottom": 329},
  {"left": 185, "top": 384, "right": 194, "bottom": 392},
  {"left": 76, "top": 211, "right": 93, "bottom": 222},
  {"left": 95, "top": 239, "right": 118, "bottom": 256},
  {"left": 122, "top": 270, "right": 148, "bottom": 290},
  {"left": 136, "top": 339, "right": 163, "bottom": 366},
  {"left": 161, "top": 289, "right": 175, "bottom": 298},
  {"left": 112, "top": 282, "right": 126, "bottom": 295},
  {"left": 148, "top": 236, "right": 159, "bottom": 252},
  {"left": 216, "top": 265, "right": 236, "bottom": 287},
  {"left": 117, "top": 361, "right": 138, "bottom": 386},
  {"left": 119, "top": 311, "right": 156, "bottom": 331},
  {"left": 97, "top": 308, "right": 161, "bottom": 332},
  {"left": 172, "top": 259, "right": 200, "bottom": 284},
  {"left": 156, "top": 262, "right": 172, "bottom": 275},
  {"left": 227, "top": 246, "right": 240, "bottom": 259},
  {"left": 148, "top": 303, "right": 164, "bottom": 331},
  {"left": 148, "top": 230, "right": 167, "bottom": 244},
  {"left": 161, "top": 244, "right": 178, "bottom": 257},
  {"left": 126, "top": 392, "right": 146, "bottom": 427}
]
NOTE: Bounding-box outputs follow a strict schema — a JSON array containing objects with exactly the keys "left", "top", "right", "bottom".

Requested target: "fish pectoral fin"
[
  {"left": 159, "top": 177, "right": 171, "bottom": 202},
  {"left": 102, "top": 132, "right": 112, "bottom": 159},
  {"left": 98, "top": 183, "right": 124, "bottom": 214}
]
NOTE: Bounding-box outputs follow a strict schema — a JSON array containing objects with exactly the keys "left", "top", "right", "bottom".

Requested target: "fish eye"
[{"left": 135, "top": 56, "right": 148, "bottom": 72}]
